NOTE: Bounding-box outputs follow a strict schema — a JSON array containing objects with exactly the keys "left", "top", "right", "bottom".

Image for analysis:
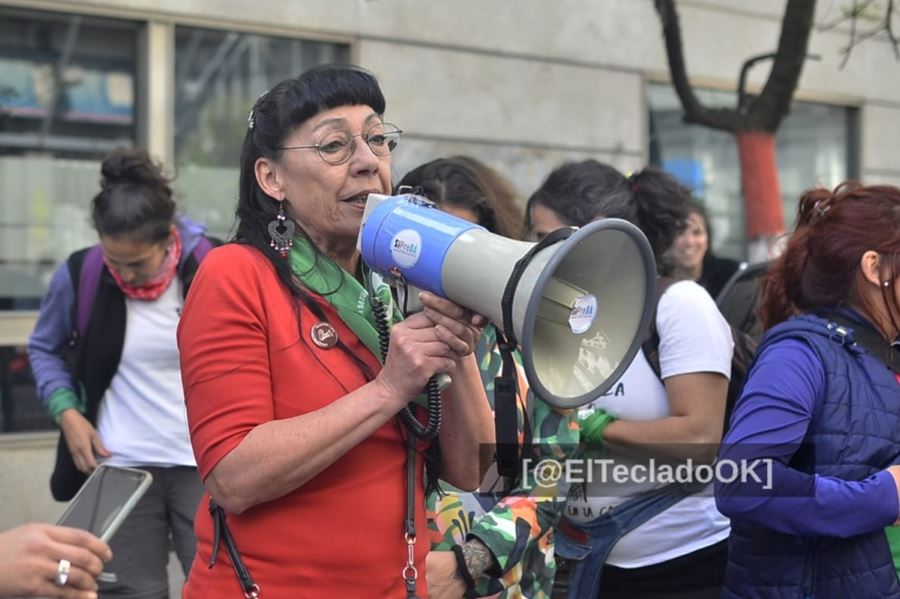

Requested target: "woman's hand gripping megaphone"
[{"left": 376, "top": 291, "right": 487, "bottom": 403}]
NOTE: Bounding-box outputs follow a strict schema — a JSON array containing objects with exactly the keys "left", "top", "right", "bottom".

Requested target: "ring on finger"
[{"left": 56, "top": 559, "right": 71, "bottom": 586}]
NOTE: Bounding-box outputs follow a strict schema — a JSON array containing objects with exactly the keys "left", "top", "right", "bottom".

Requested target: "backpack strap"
[
  {"left": 640, "top": 277, "right": 676, "bottom": 379},
  {"left": 191, "top": 236, "right": 215, "bottom": 263},
  {"left": 68, "top": 246, "right": 105, "bottom": 339},
  {"left": 178, "top": 236, "right": 220, "bottom": 296}
]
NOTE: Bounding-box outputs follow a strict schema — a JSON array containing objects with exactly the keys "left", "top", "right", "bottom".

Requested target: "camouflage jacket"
[{"left": 427, "top": 326, "right": 580, "bottom": 598}]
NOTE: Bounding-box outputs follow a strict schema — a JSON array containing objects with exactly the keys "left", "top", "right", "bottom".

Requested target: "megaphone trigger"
[{"left": 398, "top": 283, "right": 425, "bottom": 315}]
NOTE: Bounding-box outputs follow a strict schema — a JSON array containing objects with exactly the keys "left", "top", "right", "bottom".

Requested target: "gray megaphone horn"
[{"left": 357, "top": 193, "right": 655, "bottom": 409}]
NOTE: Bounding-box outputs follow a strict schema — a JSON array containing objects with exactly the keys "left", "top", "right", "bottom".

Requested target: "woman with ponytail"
[
  {"left": 527, "top": 161, "right": 733, "bottom": 598},
  {"left": 28, "top": 147, "right": 215, "bottom": 597},
  {"left": 716, "top": 182, "right": 900, "bottom": 598},
  {"left": 176, "top": 65, "right": 493, "bottom": 598}
]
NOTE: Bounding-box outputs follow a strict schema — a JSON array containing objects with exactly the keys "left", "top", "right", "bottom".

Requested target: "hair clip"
[
  {"left": 625, "top": 172, "right": 639, "bottom": 193},
  {"left": 247, "top": 90, "right": 270, "bottom": 131},
  {"left": 813, "top": 199, "right": 833, "bottom": 221}
]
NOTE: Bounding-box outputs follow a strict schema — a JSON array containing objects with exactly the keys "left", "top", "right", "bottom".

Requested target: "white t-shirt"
[
  {"left": 564, "top": 280, "right": 733, "bottom": 568},
  {"left": 97, "top": 278, "right": 196, "bottom": 468}
]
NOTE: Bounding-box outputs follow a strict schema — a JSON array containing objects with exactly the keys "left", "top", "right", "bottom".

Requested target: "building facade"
[{"left": 1, "top": 0, "right": 899, "bottom": 525}]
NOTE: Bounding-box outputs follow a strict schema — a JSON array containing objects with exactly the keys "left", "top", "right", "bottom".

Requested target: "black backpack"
[{"left": 641, "top": 278, "right": 757, "bottom": 434}]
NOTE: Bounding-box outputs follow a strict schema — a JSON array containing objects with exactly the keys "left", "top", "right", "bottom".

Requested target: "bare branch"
[
  {"left": 885, "top": 0, "right": 900, "bottom": 57},
  {"left": 654, "top": 0, "right": 741, "bottom": 132},
  {"left": 819, "top": 0, "right": 879, "bottom": 31},
  {"left": 830, "top": 0, "right": 900, "bottom": 65},
  {"left": 738, "top": 53, "right": 777, "bottom": 113},
  {"left": 840, "top": 0, "right": 861, "bottom": 68}
]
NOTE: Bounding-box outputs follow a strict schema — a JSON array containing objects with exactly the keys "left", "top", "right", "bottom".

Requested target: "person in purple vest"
[
  {"left": 716, "top": 182, "right": 900, "bottom": 598},
  {"left": 28, "top": 147, "right": 216, "bottom": 598}
]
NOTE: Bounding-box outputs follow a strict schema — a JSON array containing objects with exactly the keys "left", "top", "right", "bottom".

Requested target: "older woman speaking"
[{"left": 177, "top": 65, "right": 494, "bottom": 598}]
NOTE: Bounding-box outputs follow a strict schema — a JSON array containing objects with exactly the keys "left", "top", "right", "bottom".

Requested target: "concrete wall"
[
  {"left": 5, "top": 0, "right": 900, "bottom": 190},
  {"left": 0, "top": 433, "right": 61, "bottom": 530}
]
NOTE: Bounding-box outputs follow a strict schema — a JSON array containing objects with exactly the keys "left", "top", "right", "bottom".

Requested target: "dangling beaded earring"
[
  {"left": 268, "top": 201, "right": 295, "bottom": 257},
  {"left": 884, "top": 280, "right": 892, "bottom": 288}
]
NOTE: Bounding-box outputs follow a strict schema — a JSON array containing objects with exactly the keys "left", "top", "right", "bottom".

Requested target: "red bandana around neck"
[{"left": 104, "top": 227, "right": 182, "bottom": 300}]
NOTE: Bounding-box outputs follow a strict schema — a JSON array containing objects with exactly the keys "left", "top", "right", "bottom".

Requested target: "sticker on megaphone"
[
  {"left": 390, "top": 229, "right": 422, "bottom": 268},
  {"left": 568, "top": 294, "right": 598, "bottom": 335}
]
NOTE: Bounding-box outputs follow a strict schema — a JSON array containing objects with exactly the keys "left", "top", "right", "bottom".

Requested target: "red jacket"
[{"left": 178, "top": 244, "right": 427, "bottom": 598}]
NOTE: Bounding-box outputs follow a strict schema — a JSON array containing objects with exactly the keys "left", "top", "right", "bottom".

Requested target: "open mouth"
[{"left": 340, "top": 193, "right": 371, "bottom": 207}]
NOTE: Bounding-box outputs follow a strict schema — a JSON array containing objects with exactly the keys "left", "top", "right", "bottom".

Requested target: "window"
[
  {"left": 0, "top": 18, "right": 349, "bottom": 433},
  {"left": 0, "top": 7, "right": 140, "bottom": 310},
  {"left": 648, "top": 83, "right": 858, "bottom": 259},
  {"left": 173, "top": 26, "right": 350, "bottom": 239},
  {"left": 0, "top": 345, "right": 53, "bottom": 432},
  {"left": 0, "top": 7, "right": 140, "bottom": 432}
]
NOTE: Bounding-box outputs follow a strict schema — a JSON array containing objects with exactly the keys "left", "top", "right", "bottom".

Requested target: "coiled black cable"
[{"left": 370, "top": 290, "right": 442, "bottom": 441}]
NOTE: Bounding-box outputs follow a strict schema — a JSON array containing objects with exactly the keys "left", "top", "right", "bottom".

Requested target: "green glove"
[{"left": 578, "top": 408, "right": 615, "bottom": 458}]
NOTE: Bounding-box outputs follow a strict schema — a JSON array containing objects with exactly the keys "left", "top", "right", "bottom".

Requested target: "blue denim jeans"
[{"left": 554, "top": 485, "right": 690, "bottom": 599}]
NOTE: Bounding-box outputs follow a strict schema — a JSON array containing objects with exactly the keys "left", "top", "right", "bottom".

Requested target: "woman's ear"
[
  {"left": 859, "top": 250, "right": 884, "bottom": 287},
  {"left": 255, "top": 157, "right": 284, "bottom": 201}
]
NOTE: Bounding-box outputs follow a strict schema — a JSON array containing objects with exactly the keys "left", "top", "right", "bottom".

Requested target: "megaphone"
[{"left": 358, "top": 193, "right": 655, "bottom": 409}]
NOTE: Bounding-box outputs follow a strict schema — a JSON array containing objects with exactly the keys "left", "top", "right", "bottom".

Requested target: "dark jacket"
[{"left": 698, "top": 253, "right": 743, "bottom": 301}]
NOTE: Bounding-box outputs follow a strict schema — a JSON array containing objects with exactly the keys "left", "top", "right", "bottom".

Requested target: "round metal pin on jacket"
[{"left": 311, "top": 322, "right": 338, "bottom": 349}]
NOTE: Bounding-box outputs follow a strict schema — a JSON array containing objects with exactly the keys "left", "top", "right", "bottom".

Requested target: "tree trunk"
[{"left": 736, "top": 131, "right": 783, "bottom": 261}]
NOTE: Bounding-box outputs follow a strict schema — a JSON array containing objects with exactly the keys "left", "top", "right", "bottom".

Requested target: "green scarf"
[{"left": 287, "top": 236, "right": 399, "bottom": 363}]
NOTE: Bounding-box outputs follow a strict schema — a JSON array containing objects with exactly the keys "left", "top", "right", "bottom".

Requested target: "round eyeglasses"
[{"left": 279, "top": 122, "right": 402, "bottom": 166}]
